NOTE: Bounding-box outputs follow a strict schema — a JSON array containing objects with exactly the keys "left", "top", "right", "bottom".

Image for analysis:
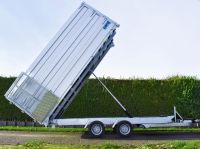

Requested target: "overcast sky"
[{"left": 0, "top": 0, "right": 200, "bottom": 79}]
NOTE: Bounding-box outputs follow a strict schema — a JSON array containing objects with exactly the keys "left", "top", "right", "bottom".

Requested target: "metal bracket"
[
  {"left": 91, "top": 72, "right": 133, "bottom": 118},
  {"left": 174, "top": 106, "right": 183, "bottom": 122}
]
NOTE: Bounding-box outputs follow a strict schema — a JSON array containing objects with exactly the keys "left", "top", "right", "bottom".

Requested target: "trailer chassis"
[
  {"left": 51, "top": 73, "right": 197, "bottom": 138},
  {"left": 51, "top": 107, "right": 195, "bottom": 137}
]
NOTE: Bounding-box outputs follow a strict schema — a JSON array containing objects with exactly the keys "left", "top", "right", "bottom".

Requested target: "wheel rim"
[
  {"left": 91, "top": 124, "right": 103, "bottom": 136},
  {"left": 119, "top": 124, "right": 130, "bottom": 135}
]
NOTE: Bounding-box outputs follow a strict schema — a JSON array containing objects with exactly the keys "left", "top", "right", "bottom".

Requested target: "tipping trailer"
[{"left": 4, "top": 2, "right": 199, "bottom": 138}]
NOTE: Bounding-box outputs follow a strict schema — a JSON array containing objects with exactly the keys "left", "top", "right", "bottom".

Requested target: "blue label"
[{"left": 103, "top": 21, "right": 111, "bottom": 30}]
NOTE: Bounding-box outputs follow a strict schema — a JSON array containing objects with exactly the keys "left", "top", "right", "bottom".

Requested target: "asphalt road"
[{"left": 0, "top": 131, "right": 200, "bottom": 145}]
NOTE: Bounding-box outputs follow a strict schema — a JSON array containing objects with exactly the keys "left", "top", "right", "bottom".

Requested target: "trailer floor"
[{"left": 0, "top": 131, "right": 200, "bottom": 145}]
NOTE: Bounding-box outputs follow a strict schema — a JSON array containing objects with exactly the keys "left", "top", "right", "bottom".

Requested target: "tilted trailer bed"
[{"left": 4, "top": 2, "right": 199, "bottom": 137}]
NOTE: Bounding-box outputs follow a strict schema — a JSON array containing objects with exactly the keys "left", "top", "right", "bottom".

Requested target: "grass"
[
  {"left": 146, "top": 141, "right": 200, "bottom": 149},
  {"left": 0, "top": 126, "right": 86, "bottom": 132},
  {"left": 0, "top": 126, "right": 200, "bottom": 133},
  {"left": 135, "top": 127, "right": 200, "bottom": 132},
  {"left": 1, "top": 140, "right": 200, "bottom": 149}
]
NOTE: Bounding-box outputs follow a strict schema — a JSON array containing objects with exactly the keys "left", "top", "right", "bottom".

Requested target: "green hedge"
[
  {"left": 0, "top": 76, "right": 200, "bottom": 121},
  {"left": 0, "top": 76, "right": 30, "bottom": 120}
]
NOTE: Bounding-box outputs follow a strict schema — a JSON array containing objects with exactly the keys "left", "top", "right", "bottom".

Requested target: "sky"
[{"left": 0, "top": 0, "right": 200, "bottom": 79}]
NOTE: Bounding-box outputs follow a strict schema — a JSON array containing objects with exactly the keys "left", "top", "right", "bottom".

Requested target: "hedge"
[{"left": 0, "top": 76, "right": 200, "bottom": 121}]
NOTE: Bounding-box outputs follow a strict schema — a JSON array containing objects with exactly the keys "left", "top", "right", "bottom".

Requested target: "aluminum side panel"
[
  {"left": 31, "top": 8, "right": 93, "bottom": 82},
  {"left": 27, "top": 5, "right": 117, "bottom": 99},
  {"left": 43, "top": 16, "right": 103, "bottom": 92}
]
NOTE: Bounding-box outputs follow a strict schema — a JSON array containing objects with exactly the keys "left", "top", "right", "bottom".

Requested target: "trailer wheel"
[
  {"left": 117, "top": 121, "right": 132, "bottom": 137},
  {"left": 89, "top": 121, "right": 105, "bottom": 138}
]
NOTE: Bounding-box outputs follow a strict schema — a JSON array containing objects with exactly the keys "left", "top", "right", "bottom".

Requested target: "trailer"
[{"left": 4, "top": 2, "right": 198, "bottom": 138}]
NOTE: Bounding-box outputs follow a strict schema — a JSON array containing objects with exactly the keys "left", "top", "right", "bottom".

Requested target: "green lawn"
[
  {"left": 0, "top": 126, "right": 86, "bottom": 132},
  {"left": 0, "top": 126, "right": 200, "bottom": 133},
  {"left": 1, "top": 141, "right": 200, "bottom": 149}
]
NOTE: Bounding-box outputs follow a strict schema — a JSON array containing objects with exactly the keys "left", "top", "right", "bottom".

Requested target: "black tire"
[
  {"left": 117, "top": 121, "right": 132, "bottom": 137},
  {"left": 89, "top": 121, "right": 105, "bottom": 138}
]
